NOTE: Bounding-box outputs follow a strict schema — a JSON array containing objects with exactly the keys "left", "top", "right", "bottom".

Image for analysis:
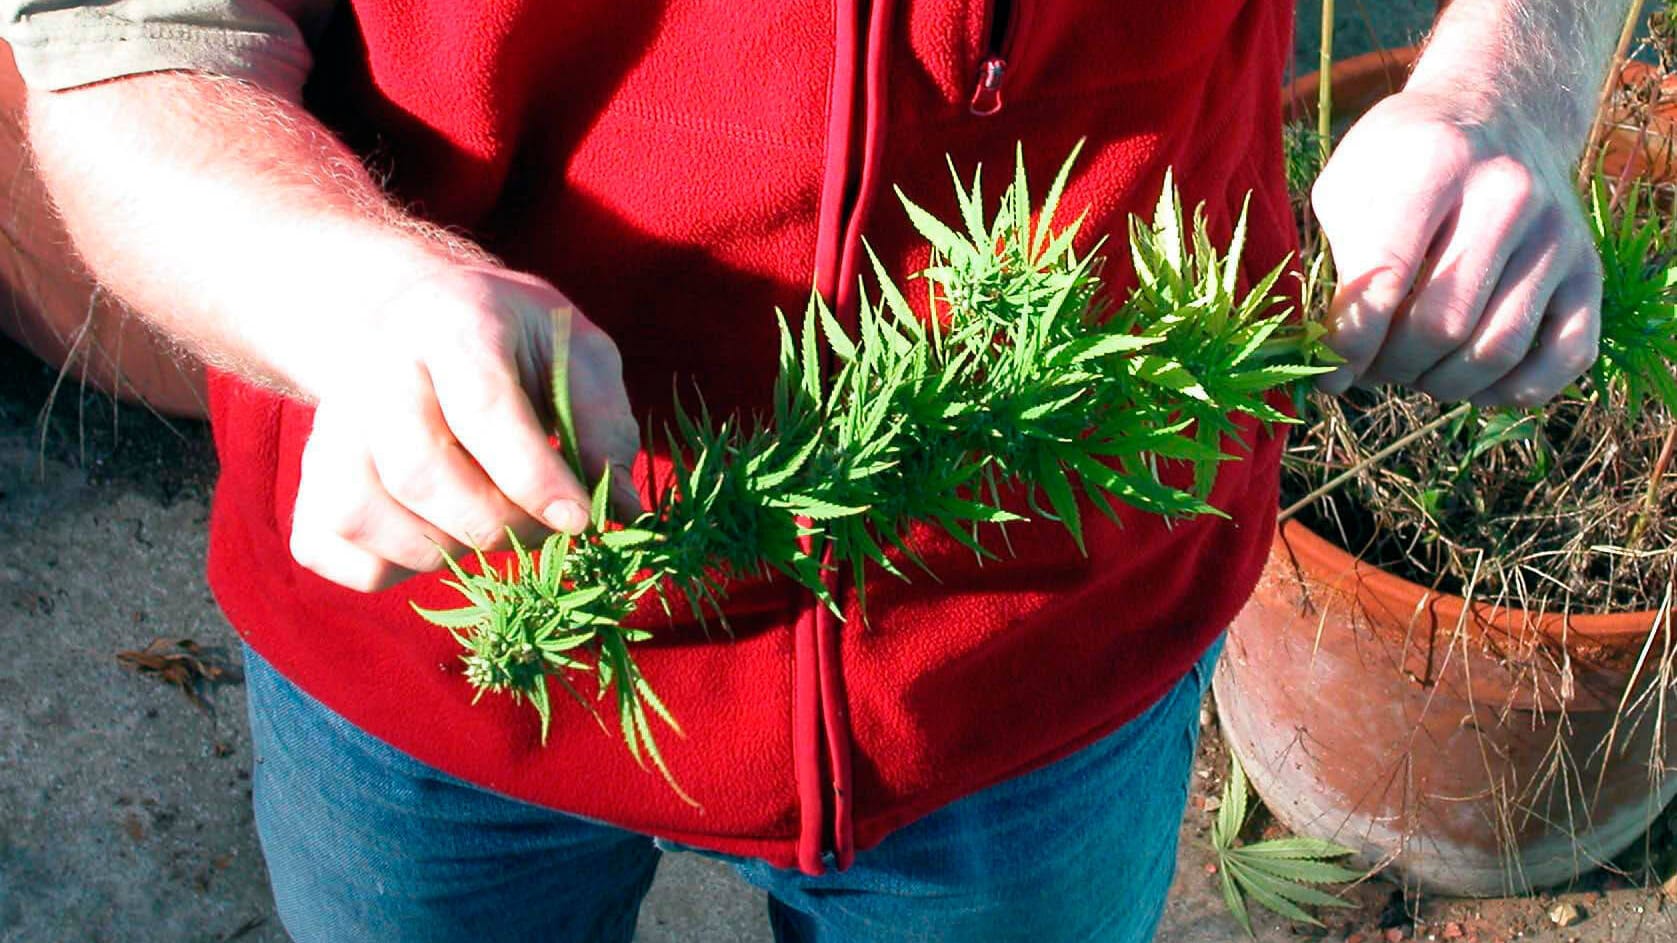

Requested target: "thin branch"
[
  {"left": 1630, "top": 424, "right": 1677, "bottom": 545},
  {"left": 1280, "top": 401, "right": 1473, "bottom": 523},
  {"left": 1577, "top": 0, "right": 1646, "bottom": 189}
]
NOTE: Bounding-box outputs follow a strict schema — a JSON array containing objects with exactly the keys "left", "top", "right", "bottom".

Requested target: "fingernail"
[{"left": 542, "top": 500, "right": 589, "bottom": 534}]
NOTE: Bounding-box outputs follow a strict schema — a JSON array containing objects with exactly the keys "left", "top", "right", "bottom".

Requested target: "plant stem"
[
  {"left": 1576, "top": 0, "right": 1644, "bottom": 189},
  {"left": 1279, "top": 400, "right": 1473, "bottom": 524},
  {"left": 1317, "top": 0, "right": 1335, "bottom": 171},
  {"left": 1630, "top": 424, "right": 1677, "bottom": 545}
]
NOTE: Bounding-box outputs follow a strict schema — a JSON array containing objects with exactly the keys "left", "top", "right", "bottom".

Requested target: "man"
[{"left": 3, "top": 0, "right": 1616, "bottom": 939}]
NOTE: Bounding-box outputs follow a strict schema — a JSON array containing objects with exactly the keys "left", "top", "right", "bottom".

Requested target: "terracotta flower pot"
[
  {"left": 0, "top": 42, "right": 205, "bottom": 418},
  {"left": 1214, "top": 50, "right": 1677, "bottom": 896},
  {"left": 1218, "top": 522, "right": 1676, "bottom": 895},
  {"left": 1600, "top": 59, "right": 1677, "bottom": 183}
]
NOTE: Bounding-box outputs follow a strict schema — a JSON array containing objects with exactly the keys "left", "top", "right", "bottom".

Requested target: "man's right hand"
[
  {"left": 289, "top": 264, "right": 641, "bottom": 593},
  {"left": 24, "top": 74, "right": 642, "bottom": 595}
]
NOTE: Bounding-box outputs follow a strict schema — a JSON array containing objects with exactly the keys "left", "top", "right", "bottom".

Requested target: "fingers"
[
  {"left": 287, "top": 268, "right": 644, "bottom": 594},
  {"left": 1413, "top": 220, "right": 1568, "bottom": 403},
  {"left": 288, "top": 531, "right": 403, "bottom": 594},
  {"left": 1311, "top": 95, "right": 1603, "bottom": 407},
  {"left": 1312, "top": 136, "right": 1465, "bottom": 394},
  {"left": 1470, "top": 272, "right": 1602, "bottom": 409},
  {"left": 366, "top": 361, "right": 547, "bottom": 549},
  {"left": 564, "top": 323, "right": 644, "bottom": 519},
  {"left": 1363, "top": 163, "right": 1539, "bottom": 386},
  {"left": 427, "top": 310, "right": 592, "bottom": 535},
  {"left": 292, "top": 403, "right": 464, "bottom": 591}
]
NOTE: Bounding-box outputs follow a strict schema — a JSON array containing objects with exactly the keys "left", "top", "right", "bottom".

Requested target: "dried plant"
[{"left": 1284, "top": 171, "right": 1677, "bottom": 617}]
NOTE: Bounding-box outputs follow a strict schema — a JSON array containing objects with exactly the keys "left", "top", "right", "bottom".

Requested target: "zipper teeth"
[
  {"left": 970, "top": 0, "right": 1017, "bottom": 116},
  {"left": 819, "top": 0, "right": 896, "bottom": 873},
  {"left": 983, "top": 0, "right": 1014, "bottom": 58}
]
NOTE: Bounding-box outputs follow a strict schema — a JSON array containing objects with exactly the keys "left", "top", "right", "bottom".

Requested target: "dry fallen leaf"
[
  {"left": 1547, "top": 902, "right": 1582, "bottom": 928},
  {"left": 116, "top": 637, "right": 230, "bottom": 711}
]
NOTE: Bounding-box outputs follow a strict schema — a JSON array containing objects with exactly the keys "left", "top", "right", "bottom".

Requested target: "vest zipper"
[
  {"left": 812, "top": 0, "right": 896, "bottom": 875},
  {"left": 970, "top": 0, "right": 1018, "bottom": 116},
  {"left": 803, "top": 0, "right": 890, "bottom": 877}
]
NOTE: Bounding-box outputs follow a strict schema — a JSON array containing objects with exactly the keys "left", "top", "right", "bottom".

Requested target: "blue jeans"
[{"left": 245, "top": 638, "right": 1221, "bottom": 943}]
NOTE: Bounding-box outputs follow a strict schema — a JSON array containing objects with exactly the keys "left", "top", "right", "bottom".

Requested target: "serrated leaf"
[
  {"left": 1070, "top": 332, "right": 1157, "bottom": 363},
  {"left": 1035, "top": 138, "right": 1084, "bottom": 258},
  {"left": 549, "top": 306, "right": 585, "bottom": 477},
  {"left": 777, "top": 494, "right": 871, "bottom": 520},
  {"left": 1037, "top": 453, "right": 1084, "bottom": 553},
  {"left": 1216, "top": 755, "right": 1250, "bottom": 850},
  {"left": 896, "top": 187, "right": 970, "bottom": 261},
  {"left": 410, "top": 603, "right": 486, "bottom": 630},
  {"left": 817, "top": 294, "right": 857, "bottom": 362},
  {"left": 597, "top": 528, "right": 658, "bottom": 549},
  {"left": 1225, "top": 859, "right": 1324, "bottom": 926},
  {"left": 590, "top": 466, "right": 613, "bottom": 531},
  {"left": 1233, "top": 836, "right": 1359, "bottom": 860},
  {"left": 1229, "top": 850, "right": 1363, "bottom": 886}
]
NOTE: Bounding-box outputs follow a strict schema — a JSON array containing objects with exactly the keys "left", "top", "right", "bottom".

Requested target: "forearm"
[
  {"left": 26, "top": 71, "right": 484, "bottom": 401},
  {"left": 1409, "top": 0, "right": 1632, "bottom": 146}
]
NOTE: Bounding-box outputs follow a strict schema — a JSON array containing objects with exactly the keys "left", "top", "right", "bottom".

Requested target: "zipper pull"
[{"left": 969, "top": 56, "right": 1006, "bottom": 116}]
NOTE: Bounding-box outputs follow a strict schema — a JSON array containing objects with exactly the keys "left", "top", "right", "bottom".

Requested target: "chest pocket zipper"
[{"left": 970, "top": 0, "right": 1018, "bottom": 115}]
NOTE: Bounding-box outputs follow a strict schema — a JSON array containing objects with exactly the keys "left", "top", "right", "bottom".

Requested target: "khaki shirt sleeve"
[{"left": 1, "top": 0, "right": 335, "bottom": 101}]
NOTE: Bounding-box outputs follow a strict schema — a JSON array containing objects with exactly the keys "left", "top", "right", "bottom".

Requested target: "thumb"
[{"left": 548, "top": 305, "right": 644, "bottom": 522}]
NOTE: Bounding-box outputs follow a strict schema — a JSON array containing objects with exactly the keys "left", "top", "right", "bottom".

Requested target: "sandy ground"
[{"left": 10, "top": 4, "right": 1677, "bottom": 940}]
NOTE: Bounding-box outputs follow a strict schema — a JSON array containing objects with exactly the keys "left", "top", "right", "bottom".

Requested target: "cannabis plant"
[
  {"left": 1589, "top": 173, "right": 1677, "bottom": 415},
  {"left": 415, "top": 146, "right": 1332, "bottom": 795},
  {"left": 1211, "top": 756, "right": 1362, "bottom": 937}
]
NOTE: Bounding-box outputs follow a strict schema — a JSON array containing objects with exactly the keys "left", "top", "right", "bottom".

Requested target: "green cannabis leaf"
[
  {"left": 414, "top": 144, "right": 1334, "bottom": 799},
  {"left": 1211, "top": 756, "right": 1362, "bottom": 936},
  {"left": 1589, "top": 173, "right": 1677, "bottom": 415}
]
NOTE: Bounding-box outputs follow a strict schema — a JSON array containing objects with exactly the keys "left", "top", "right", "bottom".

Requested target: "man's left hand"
[{"left": 1311, "top": 86, "right": 1603, "bottom": 408}]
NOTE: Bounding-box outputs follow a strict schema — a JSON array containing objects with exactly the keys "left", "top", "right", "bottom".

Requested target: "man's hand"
[
  {"left": 1310, "top": 0, "right": 1629, "bottom": 408},
  {"left": 25, "top": 73, "right": 642, "bottom": 594},
  {"left": 1312, "top": 89, "right": 1601, "bottom": 407},
  {"left": 291, "top": 265, "right": 641, "bottom": 593}
]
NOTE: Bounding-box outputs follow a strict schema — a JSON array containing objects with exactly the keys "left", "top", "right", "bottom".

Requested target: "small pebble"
[{"left": 1442, "top": 923, "right": 1463, "bottom": 940}]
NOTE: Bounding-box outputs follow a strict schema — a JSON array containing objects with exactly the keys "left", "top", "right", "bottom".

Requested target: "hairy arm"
[
  {"left": 1413, "top": 0, "right": 1626, "bottom": 142},
  {"left": 31, "top": 74, "right": 470, "bottom": 395},
  {"left": 1313, "top": 0, "right": 1632, "bottom": 406},
  {"left": 29, "top": 74, "right": 639, "bottom": 589}
]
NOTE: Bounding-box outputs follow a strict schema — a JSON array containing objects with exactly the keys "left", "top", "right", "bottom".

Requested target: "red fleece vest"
[{"left": 207, "top": 0, "right": 1296, "bottom": 873}]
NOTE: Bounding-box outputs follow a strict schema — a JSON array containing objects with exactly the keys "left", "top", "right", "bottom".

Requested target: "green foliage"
[
  {"left": 1282, "top": 121, "right": 1326, "bottom": 199},
  {"left": 1589, "top": 173, "right": 1677, "bottom": 415},
  {"left": 1212, "top": 756, "right": 1362, "bottom": 936},
  {"left": 414, "top": 145, "right": 1332, "bottom": 796}
]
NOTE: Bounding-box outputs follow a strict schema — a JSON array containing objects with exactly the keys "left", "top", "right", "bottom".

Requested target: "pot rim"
[
  {"left": 1283, "top": 46, "right": 1420, "bottom": 122},
  {"left": 1275, "top": 517, "right": 1666, "bottom": 643}
]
